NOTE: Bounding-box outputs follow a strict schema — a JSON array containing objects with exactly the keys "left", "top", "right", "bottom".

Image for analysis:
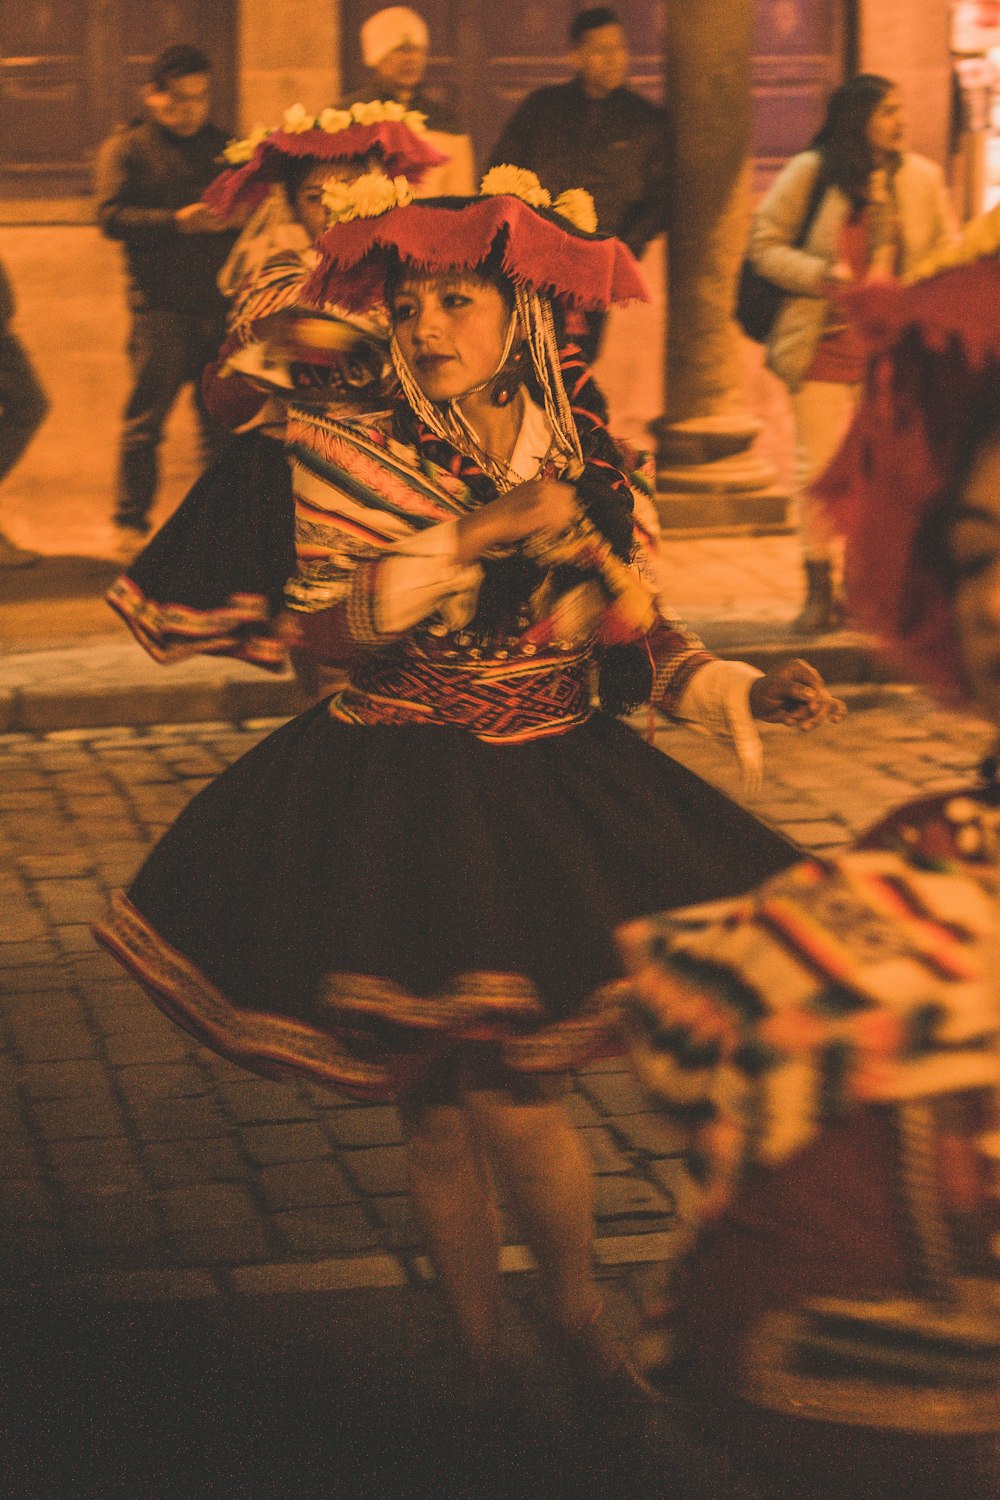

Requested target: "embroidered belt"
[{"left": 328, "top": 638, "right": 593, "bottom": 743}]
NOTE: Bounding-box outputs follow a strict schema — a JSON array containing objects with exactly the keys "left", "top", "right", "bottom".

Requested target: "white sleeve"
[
  {"left": 376, "top": 520, "right": 484, "bottom": 634},
  {"left": 674, "top": 659, "right": 766, "bottom": 792}
]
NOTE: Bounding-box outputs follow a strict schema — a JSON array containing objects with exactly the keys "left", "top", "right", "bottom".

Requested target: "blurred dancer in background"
[{"left": 622, "top": 249, "right": 1000, "bottom": 1499}]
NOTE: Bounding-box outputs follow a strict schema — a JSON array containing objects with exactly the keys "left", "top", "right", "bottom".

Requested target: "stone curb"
[
  {"left": 0, "top": 633, "right": 893, "bottom": 732},
  {"left": 0, "top": 676, "right": 308, "bottom": 733}
]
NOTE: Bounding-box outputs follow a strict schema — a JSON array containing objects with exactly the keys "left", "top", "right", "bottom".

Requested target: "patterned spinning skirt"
[
  {"left": 106, "top": 431, "right": 296, "bottom": 670},
  {"left": 93, "top": 703, "right": 795, "bottom": 1099}
]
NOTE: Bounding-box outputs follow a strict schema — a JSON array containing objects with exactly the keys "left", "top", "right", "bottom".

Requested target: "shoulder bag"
[{"left": 735, "top": 169, "right": 829, "bottom": 344}]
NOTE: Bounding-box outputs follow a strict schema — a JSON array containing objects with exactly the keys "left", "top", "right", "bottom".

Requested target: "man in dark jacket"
[
  {"left": 488, "top": 7, "right": 667, "bottom": 360},
  {"left": 95, "top": 43, "right": 236, "bottom": 547}
]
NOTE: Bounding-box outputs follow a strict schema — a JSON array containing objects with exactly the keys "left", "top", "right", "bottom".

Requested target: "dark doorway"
[{"left": 0, "top": 1, "right": 237, "bottom": 198}]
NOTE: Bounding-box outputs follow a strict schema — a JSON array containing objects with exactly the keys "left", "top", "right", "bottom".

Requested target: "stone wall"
[
  {"left": 858, "top": 0, "right": 953, "bottom": 165},
  {"left": 237, "top": 0, "right": 341, "bottom": 127}
]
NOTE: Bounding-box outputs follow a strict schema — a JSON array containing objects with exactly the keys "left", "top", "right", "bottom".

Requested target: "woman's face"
[
  {"left": 947, "top": 437, "right": 1000, "bottom": 725},
  {"left": 866, "top": 89, "right": 906, "bottom": 156},
  {"left": 391, "top": 273, "right": 511, "bottom": 402},
  {"left": 292, "top": 162, "right": 356, "bottom": 242}
]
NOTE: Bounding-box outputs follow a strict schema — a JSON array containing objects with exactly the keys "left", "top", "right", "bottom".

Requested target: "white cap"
[{"left": 361, "top": 7, "right": 429, "bottom": 69}]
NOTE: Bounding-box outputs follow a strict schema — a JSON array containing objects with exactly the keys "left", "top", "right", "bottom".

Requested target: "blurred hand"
[
  {"left": 749, "top": 658, "right": 847, "bottom": 730},
  {"left": 456, "top": 479, "right": 578, "bottom": 563},
  {"left": 176, "top": 202, "right": 229, "bottom": 235}
]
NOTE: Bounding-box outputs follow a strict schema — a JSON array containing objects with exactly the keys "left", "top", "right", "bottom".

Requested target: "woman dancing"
[
  {"left": 106, "top": 103, "right": 444, "bottom": 671},
  {"left": 94, "top": 168, "right": 842, "bottom": 1405}
]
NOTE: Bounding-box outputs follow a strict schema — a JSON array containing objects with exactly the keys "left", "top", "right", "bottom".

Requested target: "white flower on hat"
[
  {"left": 221, "top": 122, "right": 270, "bottom": 166},
  {"left": 403, "top": 109, "right": 428, "bottom": 135},
  {"left": 282, "top": 103, "right": 315, "bottom": 134},
  {"left": 322, "top": 170, "right": 414, "bottom": 224},
  {"left": 480, "top": 166, "right": 552, "bottom": 210},
  {"left": 553, "top": 189, "right": 598, "bottom": 234},
  {"left": 351, "top": 100, "right": 386, "bottom": 127},
  {"left": 317, "top": 107, "right": 354, "bottom": 134}
]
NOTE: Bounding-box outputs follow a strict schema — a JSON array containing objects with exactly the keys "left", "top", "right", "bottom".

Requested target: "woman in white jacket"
[{"left": 750, "top": 74, "right": 956, "bottom": 633}]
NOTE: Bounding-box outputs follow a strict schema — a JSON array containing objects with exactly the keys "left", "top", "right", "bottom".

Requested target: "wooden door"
[
  {"left": 340, "top": 0, "right": 665, "bottom": 166},
  {"left": 0, "top": 2, "right": 92, "bottom": 192},
  {"left": 340, "top": 2, "right": 847, "bottom": 174},
  {"left": 752, "top": 0, "right": 850, "bottom": 187},
  {"left": 0, "top": 0, "right": 236, "bottom": 196}
]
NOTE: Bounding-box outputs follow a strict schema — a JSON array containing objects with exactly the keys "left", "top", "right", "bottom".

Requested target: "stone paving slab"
[{"left": 0, "top": 688, "right": 994, "bottom": 1321}]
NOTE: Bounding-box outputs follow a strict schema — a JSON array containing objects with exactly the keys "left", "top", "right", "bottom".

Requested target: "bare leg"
[
  {"left": 399, "top": 1067, "right": 503, "bottom": 1365},
  {"left": 463, "top": 1073, "right": 599, "bottom": 1333}
]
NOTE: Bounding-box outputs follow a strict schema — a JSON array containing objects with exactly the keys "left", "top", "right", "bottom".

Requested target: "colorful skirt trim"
[
  {"left": 94, "top": 890, "right": 625, "bottom": 1099},
  {"left": 111, "top": 430, "right": 296, "bottom": 669},
  {"left": 91, "top": 704, "right": 796, "bottom": 1102}
]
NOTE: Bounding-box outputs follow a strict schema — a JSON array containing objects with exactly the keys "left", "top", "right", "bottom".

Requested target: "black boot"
[{"left": 794, "top": 558, "right": 844, "bottom": 635}]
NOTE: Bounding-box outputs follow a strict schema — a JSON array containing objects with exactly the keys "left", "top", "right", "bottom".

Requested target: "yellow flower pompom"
[
  {"left": 322, "top": 170, "right": 413, "bottom": 224},
  {"left": 221, "top": 123, "right": 270, "bottom": 165},
  {"left": 282, "top": 103, "right": 315, "bottom": 134},
  {"left": 480, "top": 165, "right": 552, "bottom": 210},
  {"left": 317, "top": 107, "right": 353, "bottom": 134},
  {"left": 553, "top": 189, "right": 598, "bottom": 234},
  {"left": 350, "top": 100, "right": 385, "bottom": 127}
]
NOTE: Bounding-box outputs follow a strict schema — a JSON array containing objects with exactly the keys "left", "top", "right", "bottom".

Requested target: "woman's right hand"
[{"left": 455, "top": 479, "right": 578, "bottom": 564}]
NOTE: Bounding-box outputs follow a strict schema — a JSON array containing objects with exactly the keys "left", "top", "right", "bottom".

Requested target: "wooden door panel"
[
  {"left": 1, "top": 0, "right": 236, "bottom": 190},
  {"left": 753, "top": 0, "right": 845, "bottom": 179},
  {"left": 0, "top": 2, "right": 89, "bottom": 170}
]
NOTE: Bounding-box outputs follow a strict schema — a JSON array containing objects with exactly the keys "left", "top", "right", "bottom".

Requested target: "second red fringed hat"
[
  {"left": 815, "top": 258, "right": 1000, "bottom": 700},
  {"left": 204, "top": 113, "right": 447, "bottom": 220},
  {"left": 302, "top": 185, "right": 650, "bottom": 314}
]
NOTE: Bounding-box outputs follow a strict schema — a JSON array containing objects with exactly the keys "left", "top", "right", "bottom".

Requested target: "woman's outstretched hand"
[
  {"left": 749, "top": 658, "right": 847, "bottom": 729},
  {"left": 455, "top": 478, "right": 578, "bottom": 564}
]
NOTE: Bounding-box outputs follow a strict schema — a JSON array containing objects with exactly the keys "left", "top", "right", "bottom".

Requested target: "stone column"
[
  {"left": 236, "top": 0, "right": 340, "bottom": 129},
  {"left": 654, "top": 0, "right": 787, "bottom": 532}
]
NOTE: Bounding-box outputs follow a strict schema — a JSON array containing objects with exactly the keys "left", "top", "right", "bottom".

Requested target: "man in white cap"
[{"left": 344, "top": 6, "right": 474, "bottom": 196}]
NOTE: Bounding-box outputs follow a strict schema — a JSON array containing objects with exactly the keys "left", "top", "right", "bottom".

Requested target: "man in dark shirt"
[
  {"left": 488, "top": 7, "right": 667, "bottom": 360},
  {"left": 95, "top": 44, "right": 236, "bottom": 547}
]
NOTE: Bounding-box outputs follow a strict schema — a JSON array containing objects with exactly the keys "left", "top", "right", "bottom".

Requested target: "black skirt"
[
  {"left": 94, "top": 704, "right": 795, "bottom": 1098},
  {"left": 106, "top": 431, "right": 296, "bottom": 669}
]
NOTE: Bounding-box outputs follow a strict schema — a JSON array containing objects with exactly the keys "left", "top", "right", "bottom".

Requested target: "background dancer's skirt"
[
  {"left": 106, "top": 431, "right": 295, "bottom": 670},
  {"left": 94, "top": 705, "right": 796, "bottom": 1099}
]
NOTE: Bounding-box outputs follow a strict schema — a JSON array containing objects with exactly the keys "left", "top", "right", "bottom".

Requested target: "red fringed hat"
[
  {"left": 203, "top": 107, "right": 447, "bottom": 220},
  {"left": 302, "top": 174, "right": 650, "bottom": 313},
  {"left": 816, "top": 258, "right": 1000, "bottom": 700}
]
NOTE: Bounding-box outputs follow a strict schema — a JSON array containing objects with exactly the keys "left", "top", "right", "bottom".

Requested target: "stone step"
[
  {"left": 655, "top": 489, "right": 793, "bottom": 532},
  {"left": 703, "top": 626, "right": 896, "bottom": 687}
]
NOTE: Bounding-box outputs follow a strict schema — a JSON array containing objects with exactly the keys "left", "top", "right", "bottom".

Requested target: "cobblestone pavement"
[{"left": 0, "top": 685, "right": 993, "bottom": 1315}]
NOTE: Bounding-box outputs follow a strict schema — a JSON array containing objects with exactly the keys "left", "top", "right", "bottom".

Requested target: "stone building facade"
[{"left": 0, "top": 2, "right": 956, "bottom": 199}]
